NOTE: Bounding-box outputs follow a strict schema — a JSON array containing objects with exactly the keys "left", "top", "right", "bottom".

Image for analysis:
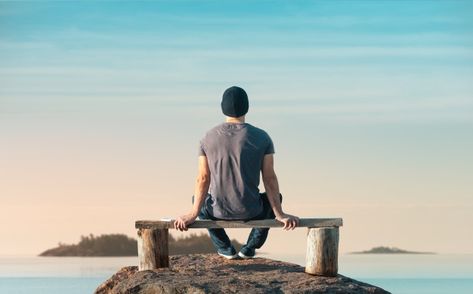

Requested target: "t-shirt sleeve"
[
  {"left": 265, "top": 135, "right": 275, "bottom": 154},
  {"left": 198, "top": 140, "right": 206, "bottom": 156}
]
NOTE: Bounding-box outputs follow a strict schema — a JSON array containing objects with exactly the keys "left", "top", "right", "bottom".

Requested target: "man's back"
[
  {"left": 174, "top": 86, "right": 299, "bottom": 259},
  {"left": 199, "top": 122, "right": 274, "bottom": 219}
]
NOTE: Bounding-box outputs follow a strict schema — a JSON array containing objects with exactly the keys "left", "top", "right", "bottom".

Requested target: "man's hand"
[
  {"left": 174, "top": 213, "right": 198, "bottom": 231},
  {"left": 276, "top": 213, "right": 300, "bottom": 230}
]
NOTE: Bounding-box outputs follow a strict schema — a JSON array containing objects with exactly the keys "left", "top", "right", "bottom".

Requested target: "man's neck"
[{"left": 226, "top": 116, "right": 246, "bottom": 124}]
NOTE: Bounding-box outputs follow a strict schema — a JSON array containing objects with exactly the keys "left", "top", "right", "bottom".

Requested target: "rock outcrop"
[{"left": 95, "top": 254, "right": 390, "bottom": 294}]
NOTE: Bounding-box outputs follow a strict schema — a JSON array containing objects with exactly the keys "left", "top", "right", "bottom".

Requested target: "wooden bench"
[{"left": 135, "top": 218, "right": 343, "bottom": 276}]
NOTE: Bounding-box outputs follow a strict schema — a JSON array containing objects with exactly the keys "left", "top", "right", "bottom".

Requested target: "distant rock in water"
[
  {"left": 39, "top": 233, "right": 242, "bottom": 257},
  {"left": 94, "top": 254, "right": 391, "bottom": 294},
  {"left": 350, "top": 246, "right": 435, "bottom": 254}
]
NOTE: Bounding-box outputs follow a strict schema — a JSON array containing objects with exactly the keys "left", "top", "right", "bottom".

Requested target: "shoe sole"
[
  {"left": 238, "top": 252, "right": 254, "bottom": 259},
  {"left": 218, "top": 252, "right": 238, "bottom": 260}
]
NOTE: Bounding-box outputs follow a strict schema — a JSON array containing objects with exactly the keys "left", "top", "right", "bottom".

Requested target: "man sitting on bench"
[{"left": 175, "top": 86, "right": 299, "bottom": 259}]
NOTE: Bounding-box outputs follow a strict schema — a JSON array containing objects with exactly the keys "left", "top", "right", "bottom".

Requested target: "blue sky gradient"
[{"left": 1, "top": 1, "right": 472, "bottom": 255}]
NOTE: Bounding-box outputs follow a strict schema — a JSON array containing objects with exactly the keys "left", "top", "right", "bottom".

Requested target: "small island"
[
  {"left": 40, "top": 233, "right": 242, "bottom": 257},
  {"left": 350, "top": 246, "right": 435, "bottom": 254}
]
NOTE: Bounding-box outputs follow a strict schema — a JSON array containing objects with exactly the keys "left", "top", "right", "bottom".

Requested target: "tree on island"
[{"left": 39, "top": 233, "right": 243, "bottom": 257}]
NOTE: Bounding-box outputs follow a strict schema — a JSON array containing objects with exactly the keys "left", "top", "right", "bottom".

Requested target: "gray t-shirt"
[{"left": 199, "top": 122, "right": 275, "bottom": 220}]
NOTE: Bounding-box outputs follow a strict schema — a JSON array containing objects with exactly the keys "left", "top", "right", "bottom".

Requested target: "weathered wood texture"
[
  {"left": 136, "top": 218, "right": 343, "bottom": 275},
  {"left": 305, "top": 227, "right": 339, "bottom": 276},
  {"left": 137, "top": 228, "right": 169, "bottom": 270},
  {"left": 136, "top": 218, "right": 343, "bottom": 229}
]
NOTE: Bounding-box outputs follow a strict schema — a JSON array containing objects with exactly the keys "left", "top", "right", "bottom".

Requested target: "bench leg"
[
  {"left": 305, "top": 227, "right": 339, "bottom": 276},
  {"left": 137, "top": 228, "right": 169, "bottom": 270}
]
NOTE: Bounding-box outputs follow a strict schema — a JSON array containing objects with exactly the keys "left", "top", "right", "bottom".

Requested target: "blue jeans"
[{"left": 194, "top": 193, "right": 282, "bottom": 256}]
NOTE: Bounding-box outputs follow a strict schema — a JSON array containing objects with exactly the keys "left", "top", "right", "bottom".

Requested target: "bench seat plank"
[{"left": 136, "top": 218, "right": 342, "bottom": 229}]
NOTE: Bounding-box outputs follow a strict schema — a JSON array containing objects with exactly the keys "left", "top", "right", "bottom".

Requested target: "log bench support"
[
  {"left": 137, "top": 228, "right": 169, "bottom": 270},
  {"left": 305, "top": 227, "right": 339, "bottom": 276},
  {"left": 136, "top": 218, "right": 342, "bottom": 276}
]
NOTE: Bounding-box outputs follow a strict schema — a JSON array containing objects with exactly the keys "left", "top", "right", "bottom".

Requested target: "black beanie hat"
[{"left": 221, "top": 86, "right": 249, "bottom": 117}]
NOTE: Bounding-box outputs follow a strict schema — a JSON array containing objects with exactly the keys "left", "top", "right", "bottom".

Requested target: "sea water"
[
  {"left": 1, "top": 254, "right": 472, "bottom": 294},
  {"left": 280, "top": 253, "right": 473, "bottom": 294}
]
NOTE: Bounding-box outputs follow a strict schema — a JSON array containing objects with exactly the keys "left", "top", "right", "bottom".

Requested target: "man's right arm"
[
  {"left": 262, "top": 154, "right": 299, "bottom": 230},
  {"left": 174, "top": 155, "right": 211, "bottom": 231}
]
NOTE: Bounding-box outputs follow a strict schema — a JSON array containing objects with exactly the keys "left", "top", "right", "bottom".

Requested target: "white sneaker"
[
  {"left": 218, "top": 252, "right": 239, "bottom": 260},
  {"left": 238, "top": 251, "right": 254, "bottom": 259}
]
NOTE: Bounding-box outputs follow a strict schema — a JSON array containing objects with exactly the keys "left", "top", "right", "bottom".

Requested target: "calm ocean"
[{"left": 0, "top": 254, "right": 472, "bottom": 294}]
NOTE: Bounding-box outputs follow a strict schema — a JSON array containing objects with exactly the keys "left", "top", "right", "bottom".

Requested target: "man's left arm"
[{"left": 174, "top": 155, "right": 211, "bottom": 231}]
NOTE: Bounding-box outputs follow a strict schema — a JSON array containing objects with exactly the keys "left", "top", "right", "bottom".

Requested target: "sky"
[{"left": 1, "top": 0, "right": 472, "bottom": 256}]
